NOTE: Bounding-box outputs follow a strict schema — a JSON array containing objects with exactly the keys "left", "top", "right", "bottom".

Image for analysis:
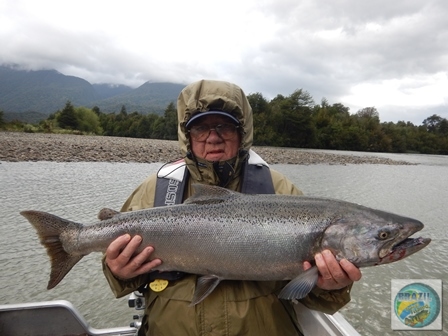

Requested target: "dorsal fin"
[
  {"left": 97, "top": 208, "right": 120, "bottom": 221},
  {"left": 183, "top": 184, "right": 241, "bottom": 205}
]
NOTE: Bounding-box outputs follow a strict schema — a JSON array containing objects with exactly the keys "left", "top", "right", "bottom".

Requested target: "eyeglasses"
[{"left": 188, "top": 123, "right": 240, "bottom": 142}]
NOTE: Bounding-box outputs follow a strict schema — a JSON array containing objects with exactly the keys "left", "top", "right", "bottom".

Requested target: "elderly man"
[{"left": 103, "top": 79, "right": 361, "bottom": 335}]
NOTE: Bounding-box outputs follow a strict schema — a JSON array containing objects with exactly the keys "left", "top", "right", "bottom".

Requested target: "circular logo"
[{"left": 394, "top": 282, "right": 440, "bottom": 328}]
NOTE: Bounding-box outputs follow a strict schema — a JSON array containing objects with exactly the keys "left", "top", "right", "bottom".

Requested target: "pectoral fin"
[
  {"left": 278, "top": 266, "right": 319, "bottom": 300},
  {"left": 190, "top": 275, "right": 222, "bottom": 306}
]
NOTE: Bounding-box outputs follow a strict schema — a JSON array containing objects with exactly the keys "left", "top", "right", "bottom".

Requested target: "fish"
[
  {"left": 405, "top": 307, "right": 430, "bottom": 327},
  {"left": 21, "top": 184, "right": 431, "bottom": 305}
]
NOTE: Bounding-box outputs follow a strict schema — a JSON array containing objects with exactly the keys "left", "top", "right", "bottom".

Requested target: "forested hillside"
[
  {"left": 2, "top": 89, "right": 446, "bottom": 155},
  {"left": 0, "top": 65, "right": 183, "bottom": 121}
]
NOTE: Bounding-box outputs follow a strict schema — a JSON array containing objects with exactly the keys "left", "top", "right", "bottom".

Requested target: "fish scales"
[
  {"left": 20, "top": 184, "right": 430, "bottom": 304},
  {"left": 77, "top": 195, "right": 330, "bottom": 280}
]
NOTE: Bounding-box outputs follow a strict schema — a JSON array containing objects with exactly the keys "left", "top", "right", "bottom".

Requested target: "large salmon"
[{"left": 21, "top": 184, "right": 430, "bottom": 305}]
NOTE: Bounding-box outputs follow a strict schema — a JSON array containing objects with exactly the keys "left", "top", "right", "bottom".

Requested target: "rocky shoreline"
[{"left": 0, "top": 132, "right": 413, "bottom": 165}]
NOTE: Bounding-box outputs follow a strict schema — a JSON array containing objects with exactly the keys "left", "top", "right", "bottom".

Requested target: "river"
[{"left": 0, "top": 151, "right": 446, "bottom": 335}]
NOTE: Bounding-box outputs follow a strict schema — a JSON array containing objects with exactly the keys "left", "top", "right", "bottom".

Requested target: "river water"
[{"left": 0, "top": 151, "right": 446, "bottom": 335}]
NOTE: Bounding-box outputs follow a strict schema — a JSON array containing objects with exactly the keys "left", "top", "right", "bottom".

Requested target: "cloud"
[{"left": 0, "top": 0, "right": 447, "bottom": 124}]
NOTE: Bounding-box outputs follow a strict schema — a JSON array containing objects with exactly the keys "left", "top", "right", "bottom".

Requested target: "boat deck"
[{"left": 0, "top": 299, "right": 360, "bottom": 335}]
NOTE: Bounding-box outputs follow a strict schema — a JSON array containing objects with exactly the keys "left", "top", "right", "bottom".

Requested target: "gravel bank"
[{"left": 0, "top": 132, "right": 413, "bottom": 165}]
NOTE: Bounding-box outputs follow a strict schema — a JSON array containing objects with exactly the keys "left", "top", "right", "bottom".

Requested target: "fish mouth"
[
  {"left": 378, "top": 220, "right": 428, "bottom": 260},
  {"left": 378, "top": 236, "right": 431, "bottom": 265},
  {"left": 393, "top": 236, "right": 430, "bottom": 249}
]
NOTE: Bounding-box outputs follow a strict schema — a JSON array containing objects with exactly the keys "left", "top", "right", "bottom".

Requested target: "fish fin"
[
  {"left": 47, "top": 250, "right": 83, "bottom": 290},
  {"left": 20, "top": 210, "right": 84, "bottom": 289},
  {"left": 278, "top": 266, "right": 319, "bottom": 300},
  {"left": 97, "top": 208, "right": 120, "bottom": 221},
  {"left": 184, "top": 184, "right": 240, "bottom": 205},
  {"left": 189, "top": 275, "right": 222, "bottom": 306}
]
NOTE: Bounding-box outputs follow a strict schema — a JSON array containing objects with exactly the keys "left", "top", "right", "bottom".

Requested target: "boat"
[{"left": 0, "top": 292, "right": 360, "bottom": 335}]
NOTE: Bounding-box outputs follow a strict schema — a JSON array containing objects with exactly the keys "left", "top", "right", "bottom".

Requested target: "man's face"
[{"left": 189, "top": 115, "right": 241, "bottom": 162}]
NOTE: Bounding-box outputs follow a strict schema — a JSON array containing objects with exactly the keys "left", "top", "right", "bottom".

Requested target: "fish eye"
[{"left": 377, "top": 230, "right": 389, "bottom": 240}]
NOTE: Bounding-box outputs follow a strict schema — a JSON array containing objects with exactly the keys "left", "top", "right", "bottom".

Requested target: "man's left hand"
[{"left": 303, "top": 250, "right": 362, "bottom": 291}]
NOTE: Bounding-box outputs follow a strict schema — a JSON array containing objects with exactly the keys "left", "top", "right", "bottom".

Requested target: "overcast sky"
[{"left": 1, "top": 0, "right": 447, "bottom": 124}]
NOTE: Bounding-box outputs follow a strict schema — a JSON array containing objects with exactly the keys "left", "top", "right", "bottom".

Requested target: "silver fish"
[{"left": 21, "top": 184, "right": 430, "bottom": 305}]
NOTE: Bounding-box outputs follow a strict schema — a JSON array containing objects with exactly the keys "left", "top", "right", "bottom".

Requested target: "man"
[{"left": 103, "top": 79, "right": 362, "bottom": 335}]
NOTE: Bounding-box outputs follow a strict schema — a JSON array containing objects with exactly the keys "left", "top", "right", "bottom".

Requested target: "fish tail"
[{"left": 20, "top": 210, "right": 84, "bottom": 289}]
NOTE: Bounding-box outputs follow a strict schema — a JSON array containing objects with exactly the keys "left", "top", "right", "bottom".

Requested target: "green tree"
[
  {"left": 151, "top": 117, "right": 165, "bottom": 139},
  {"left": 92, "top": 106, "right": 101, "bottom": 116},
  {"left": 248, "top": 93, "right": 275, "bottom": 145},
  {"left": 99, "top": 112, "right": 116, "bottom": 136},
  {"left": 416, "top": 126, "right": 439, "bottom": 154},
  {"left": 311, "top": 101, "right": 351, "bottom": 149},
  {"left": 57, "top": 101, "right": 78, "bottom": 130},
  {"left": 439, "top": 119, "right": 448, "bottom": 135},
  {"left": 0, "top": 110, "right": 5, "bottom": 129},
  {"left": 136, "top": 114, "right": 159, "bottom": 138},
  {"left": 356, "top": 106, "right": 379, "bottom": 119},
  {"left": 272, "top": 89, "right": 315, "bottom": 147},
  {"left": 162, "top": 102, "right": 178, "bottom": 140},
  {"left": 354, "top": 107, "right": 391, "bottom": 152},
  {"left": 422, "top": 114, "right": 443, "bottom": 133},
  {"left": 75, "top": 107, "right": 103, "bottom": 134},
  {"left": 381, "top": 122, "right": 407, "bottom": 153},
  {"left": 248, "top": 92, "right": 270, "bottom": 115}
]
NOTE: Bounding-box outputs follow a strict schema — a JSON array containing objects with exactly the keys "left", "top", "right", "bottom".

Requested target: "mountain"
[
  {"left": 0, "top": 66, "right": 100, "bottom": 115},
  {"left": 92, "top": 83, "right": 133, "bottom": 99},
  {"left": 91, "top": 82, "right": 185, "bottom": 114},
  {"left": 0, "top": 65, "right": 184, "bottom": 122}
]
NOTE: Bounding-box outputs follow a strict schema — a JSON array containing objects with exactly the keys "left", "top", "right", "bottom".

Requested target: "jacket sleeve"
[
  {"left": 102, "top": 259, "right": 149, "bottom": 298},
  {"left": 102, "top": 174, "right": 158, "bottom": 297},
  {"left": 298, "top": 284, "right": 352, "bottom": 314},
  {"left": 269, "top": 169, "right": 303, "bottom": 196},
  {"left": 270, "top": 168, "right": 352, "bottom": 314}
]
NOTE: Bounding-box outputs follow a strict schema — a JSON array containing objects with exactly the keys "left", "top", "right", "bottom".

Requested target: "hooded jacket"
[{"left": 103, "top": 80, "right": 351, "bottom": 336}]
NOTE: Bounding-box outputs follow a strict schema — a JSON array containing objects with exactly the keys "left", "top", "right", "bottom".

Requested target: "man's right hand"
[{"left": 105, "top": 234, "right": 162, "bottom": 280}]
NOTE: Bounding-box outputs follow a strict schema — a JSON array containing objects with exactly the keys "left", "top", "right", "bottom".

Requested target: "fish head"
[{"left": 320, "top": 207, "right": 430, "bottom": 267}]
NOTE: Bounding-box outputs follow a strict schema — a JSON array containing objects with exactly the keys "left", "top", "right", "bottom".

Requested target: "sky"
[{"left": 1, "top": 0, "right": 447, "bottom": 125}]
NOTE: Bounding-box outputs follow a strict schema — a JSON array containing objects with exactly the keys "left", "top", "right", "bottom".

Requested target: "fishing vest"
[{"left": 154, "top": 150, "right": 275, "bottom": 207}]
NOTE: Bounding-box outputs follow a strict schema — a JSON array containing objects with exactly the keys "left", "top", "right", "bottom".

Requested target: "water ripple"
[{"left": 1, "top": 158, "right": 447, "bottom": 334}]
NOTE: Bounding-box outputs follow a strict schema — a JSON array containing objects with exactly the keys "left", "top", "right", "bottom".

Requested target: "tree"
[
  {"left": 423, "top": 114, "right": 447, "bottom": 134},
  {"left": 92, "top": 106, "right": 101, "bottom": 115},
  {"left": 99, "top": 113, "right": 116, "bottom": 136},
  {"left": 0, "top": 110, "right": 5, "bottom": 129},
  {"left": 75, "top": 107, "right": 103, "bottom": 134},
  {"left": 274, "top": 89, "right": 316, "bottom": 148},
  {"left": 136, "top": 114, "right": 158, "bottom": 138},
  {"left": 115, "top": 105, "right": 128, "bottom": 123},
  {"left": 151, "top": 117, "right": 165, "bottom": 139},
  {"left": 439, "top": 119, "right": 448, "bottom": 135},
  {"left": 312, "top": 102, "right": 351, "bottom": 149},
  {"left": 162, "top": 102, "right": 178, "bottom": 140},
  {"left": 57, "top": 101, "right": 78, "bottom": 130},
  {"left": 353, "top": 107, "right": 389, "bottom": 151},
  {"left": 356, "top": 107, "right": 379, "bottom": 119},
  {"left": 248, "top": 93, "right": 275, "bottom": 145},
  {"left": 247, "top": 92, "right": 269, "bottom": 115}
]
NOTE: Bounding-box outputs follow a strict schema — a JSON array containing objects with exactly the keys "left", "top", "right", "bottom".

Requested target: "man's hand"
[
  {"left": 105, "top": 234, "right": 162, "bottom": 280},
  {"left": 303, "top": 250, "right": 362, "bottom": 291}
]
